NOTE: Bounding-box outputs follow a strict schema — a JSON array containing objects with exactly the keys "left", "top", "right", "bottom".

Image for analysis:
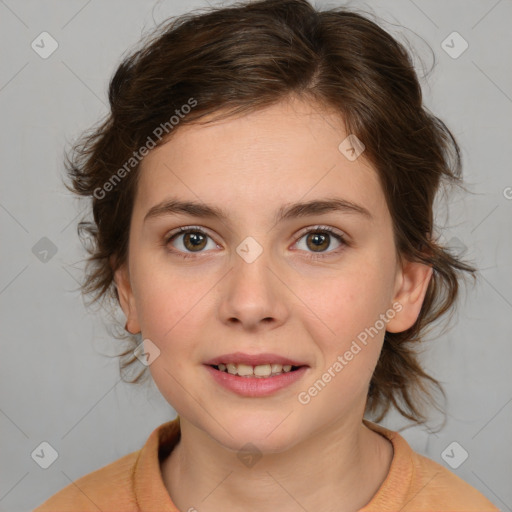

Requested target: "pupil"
[
  {"left": 186, "top": 233, "right": 205, "bottom": 249},
  {"left": 309, "top": 233, "right": 328, "bottom": 251}
]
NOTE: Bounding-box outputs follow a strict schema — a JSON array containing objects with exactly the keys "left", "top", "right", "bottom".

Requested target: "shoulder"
[
  {"left": 406, "top": 451, "right": 500, "bottom": 511},
  {"left": 33, "top": 450, "right": 140, "bottom": 511},
  {"left": 361, "top": 420, "right": 500, "bottom": 512},
  {"left": 32, "top": 418, "right": 181, "bottom": 512}
]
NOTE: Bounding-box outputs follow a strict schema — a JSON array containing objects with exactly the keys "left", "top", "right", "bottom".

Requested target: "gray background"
[{"left": 0, "top": 0, "right": 511, "bottom": 510}]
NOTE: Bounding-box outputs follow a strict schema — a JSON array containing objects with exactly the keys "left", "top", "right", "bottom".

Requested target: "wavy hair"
[{"left": 64, "top": 0, "right": 476, "bottom": 428}]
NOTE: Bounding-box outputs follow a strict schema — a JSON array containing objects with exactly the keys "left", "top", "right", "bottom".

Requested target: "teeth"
[
  {"left": 271, "top": 363, "right": 281, "bottom": 373},
  {"left": 214, "top": 362, "right": 296, "bottom": 377},
  {"left": 254, "top": 364, "right": 272, "bottom": 377},
  {"left": 237, "top": 364, "right": 254, "bottom": 377}
]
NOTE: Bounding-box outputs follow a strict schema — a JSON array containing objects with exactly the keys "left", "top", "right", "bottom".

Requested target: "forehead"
[{"left": 134, "top": 98, "right": 386, "bottom": 223}]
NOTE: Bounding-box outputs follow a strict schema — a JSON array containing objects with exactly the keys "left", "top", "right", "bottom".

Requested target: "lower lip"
[{"left": 204, "top": 365, "right": 308, "bottom": 397}]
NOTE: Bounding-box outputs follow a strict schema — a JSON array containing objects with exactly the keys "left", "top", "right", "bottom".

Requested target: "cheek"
[
  {"left": 300, "top": 259, "right": 393, "bottom": 347},
  {"left": 297, "top": 275, "right": 388, "bottom": 409},
  {"left": 131, "top": 248, "right": 213, "bottom": 340},
  {"left": 132, "top": 266, "right": 209, "bottom": 409}
]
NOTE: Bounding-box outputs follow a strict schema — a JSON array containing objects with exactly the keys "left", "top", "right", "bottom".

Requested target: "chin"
[{"left": 208, "top": 413, "right": 304, "bottom": 454}]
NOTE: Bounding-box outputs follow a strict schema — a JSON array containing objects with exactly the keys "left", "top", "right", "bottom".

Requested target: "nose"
[{"left": 217, "top": 246, "right": 289, "bottom": 331}]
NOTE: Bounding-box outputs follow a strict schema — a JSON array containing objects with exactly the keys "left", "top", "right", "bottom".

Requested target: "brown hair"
[{"left": 65, "top": 0, "right": 476, "bottom": 428}]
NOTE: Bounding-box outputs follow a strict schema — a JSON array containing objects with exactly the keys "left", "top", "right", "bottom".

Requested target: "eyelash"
[{"left": 163, "top": 225, "right": 348, "bottom": 261}]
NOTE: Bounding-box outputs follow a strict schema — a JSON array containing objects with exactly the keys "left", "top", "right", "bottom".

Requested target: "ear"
[
  {"left": 112, "top": 258, "right": 141, "bottom": 335},
  {"left": 386, "top": 258, "right": 433, "bottom": 333}
]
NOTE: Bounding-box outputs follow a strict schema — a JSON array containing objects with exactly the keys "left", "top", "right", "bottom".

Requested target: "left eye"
[
  {"left": 294, "top": 227, "right": 346, "bottom": 255},
  {"left": 164, "top": 226, "right": 347, "bottom": 258}
]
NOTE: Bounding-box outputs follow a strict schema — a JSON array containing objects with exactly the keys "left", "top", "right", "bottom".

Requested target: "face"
[{"left": 115, "top": 96, "right": 432, "bottom": 453}]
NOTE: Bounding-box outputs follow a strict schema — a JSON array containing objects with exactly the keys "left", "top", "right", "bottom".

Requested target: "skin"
[{"left": 114, "top": 95, "right": 433, "bottom": 512}]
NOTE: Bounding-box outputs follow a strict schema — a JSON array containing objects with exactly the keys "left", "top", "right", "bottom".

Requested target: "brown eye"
[
  {"left": 182, "top": 231, "right": 207, "bottom": 251},
  {"left": 165, "top": 227, "right": 216, "bottom": 256},
  {"left": 295, "top": 226, "right": 347, "bottom": 258},
  {"left": 305, "top": 232, "right": 331, "bottom": 252}
]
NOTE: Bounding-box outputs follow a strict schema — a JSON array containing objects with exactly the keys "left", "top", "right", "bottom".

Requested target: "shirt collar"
[{"left": 132, "top": 416, "right": 412, "bottom": 511}]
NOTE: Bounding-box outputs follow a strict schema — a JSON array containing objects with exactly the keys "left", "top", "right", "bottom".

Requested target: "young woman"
[{"left": 34, "top": 0, "right": 499, "bottom": 510}]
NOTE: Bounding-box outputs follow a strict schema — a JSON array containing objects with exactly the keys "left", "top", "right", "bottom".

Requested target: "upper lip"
[{"left": 204, "top": 352, "right": 308, "bottom": 367}]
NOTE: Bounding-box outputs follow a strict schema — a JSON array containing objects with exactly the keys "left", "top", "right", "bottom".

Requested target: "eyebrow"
[{"left": 143, "top": 197, "right": 373, "bottom": 225}]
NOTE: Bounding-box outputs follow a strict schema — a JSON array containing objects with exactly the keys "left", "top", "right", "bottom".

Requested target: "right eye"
[{"left": 164, "top": 226, "right": 219, "bottom": 258}]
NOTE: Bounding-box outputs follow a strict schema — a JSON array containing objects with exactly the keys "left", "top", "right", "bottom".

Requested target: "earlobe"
[
  {"left": 113, "top": 262, "right": 141, "bottom": 334},
  {"left": 386, "top": 260, "right": 433, "bottom": 334}
]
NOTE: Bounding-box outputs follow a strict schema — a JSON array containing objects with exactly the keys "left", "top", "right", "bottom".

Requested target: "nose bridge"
[
  {"left": 218, "top": 236, "right": 286, "bottom": 328},
  {"left": 232, "top": 237, "right": 274, "bottom": 302}
]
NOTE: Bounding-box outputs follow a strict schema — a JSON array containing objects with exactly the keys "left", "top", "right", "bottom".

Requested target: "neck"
[{"left": 160, "top": 415, "right": 394, "bottom": 512}]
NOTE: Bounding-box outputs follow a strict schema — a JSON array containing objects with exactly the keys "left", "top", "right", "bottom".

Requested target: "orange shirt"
[{"left": 33, "top": 417, "right": 499, "bottom": 511}]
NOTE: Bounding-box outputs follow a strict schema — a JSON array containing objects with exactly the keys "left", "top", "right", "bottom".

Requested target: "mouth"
[
  {"left": 208, "top": 362, "right": 304, "bottom": 378},
  {"left": 203, "top": 353, "right": 309, "bottom": 397}
]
